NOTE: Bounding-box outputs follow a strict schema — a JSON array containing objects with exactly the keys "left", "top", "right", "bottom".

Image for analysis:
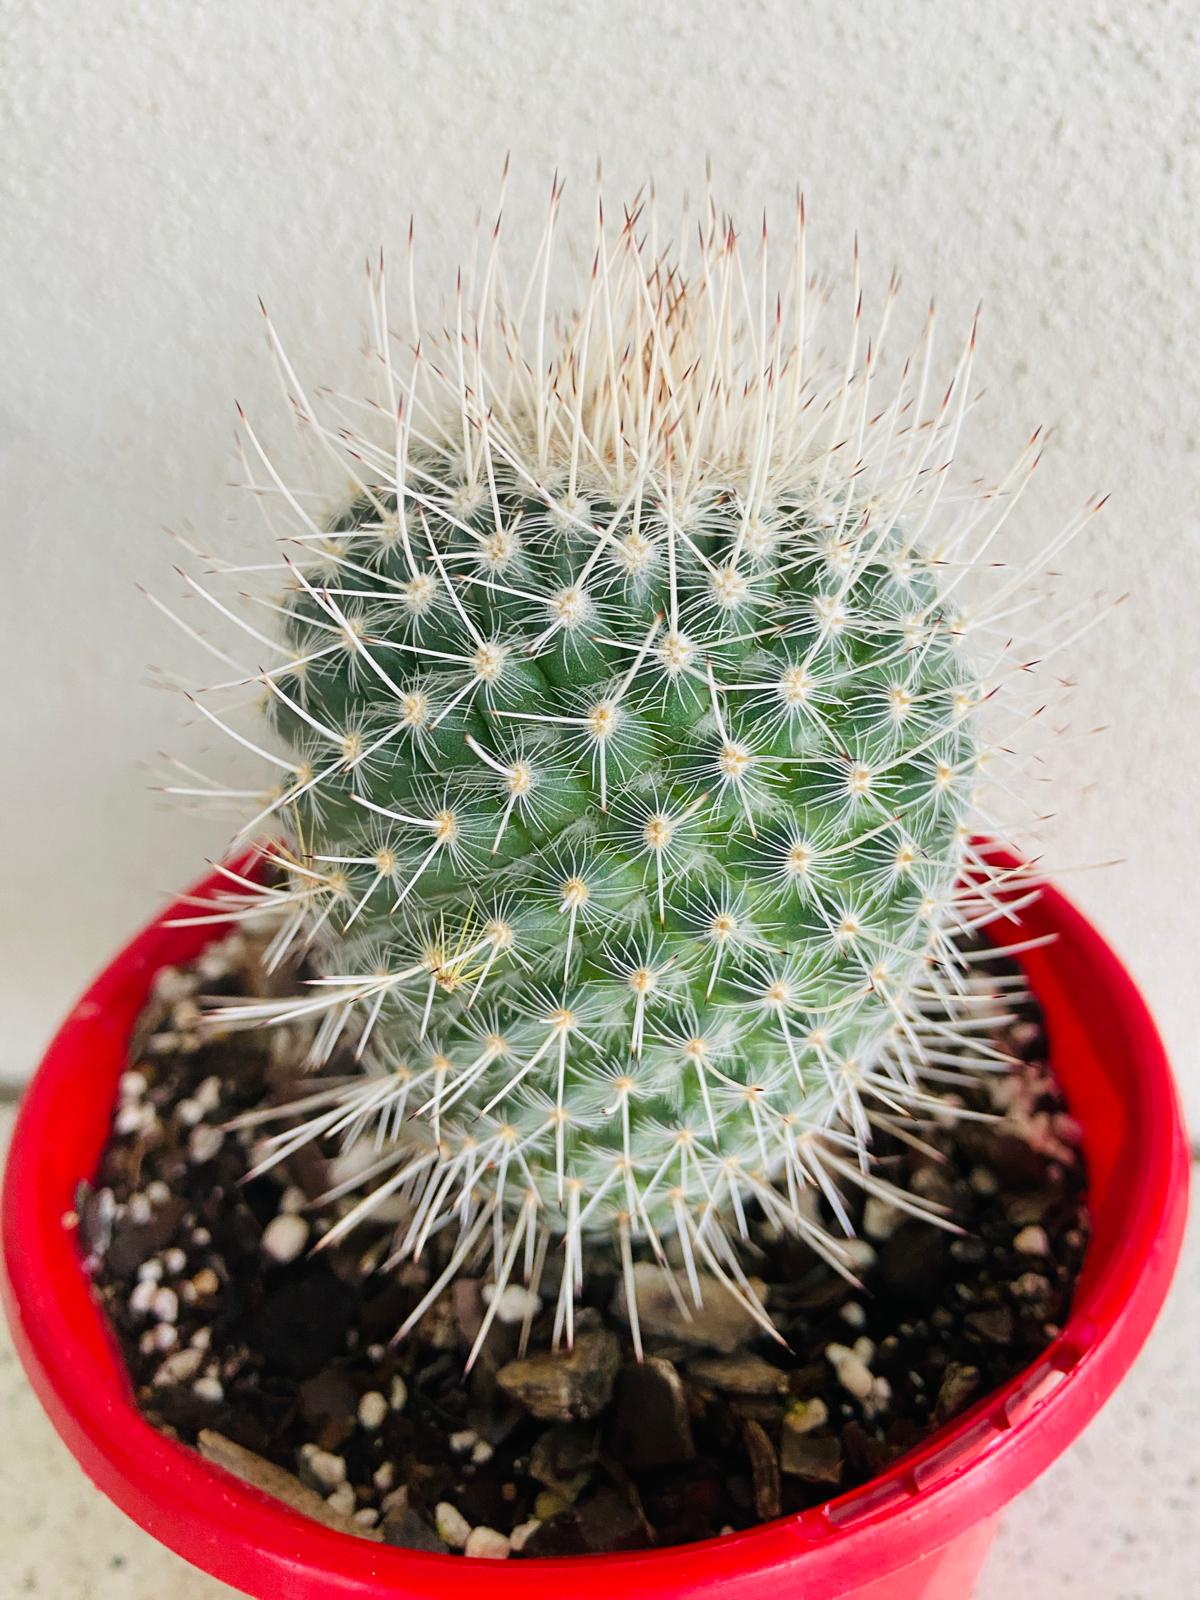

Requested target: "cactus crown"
[{"left": 171, "top": 181, "right": 1087, "bottom": 1352}]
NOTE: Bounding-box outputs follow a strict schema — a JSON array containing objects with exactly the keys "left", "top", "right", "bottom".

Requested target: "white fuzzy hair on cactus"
[{"left": 154, "top": 168, "right": 1102, "bottom": 1361}]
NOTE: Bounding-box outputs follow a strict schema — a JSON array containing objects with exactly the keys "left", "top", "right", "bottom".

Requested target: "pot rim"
[{"left": 1, "top": 856, "right": 1189, "bottom": 1599}]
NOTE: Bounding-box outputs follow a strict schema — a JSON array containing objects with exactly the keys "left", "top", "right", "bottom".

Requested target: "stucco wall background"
[{"left": 3, "top": 0, "right": 1199, "bottom": 1129}]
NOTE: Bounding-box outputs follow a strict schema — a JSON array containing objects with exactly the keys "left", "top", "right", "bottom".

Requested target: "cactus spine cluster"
[{"left": 171, "top": 180, "right": 1086, "bottom": 1350}]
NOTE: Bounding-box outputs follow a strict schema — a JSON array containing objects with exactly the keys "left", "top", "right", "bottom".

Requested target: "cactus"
[{"left": 170, "top": 181, "right": 1093, "bottom": 1353}]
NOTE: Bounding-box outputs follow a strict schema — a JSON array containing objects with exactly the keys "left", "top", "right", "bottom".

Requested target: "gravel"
[{"left": 82, "top": 931, "right": 1090, "bottom": 1558}]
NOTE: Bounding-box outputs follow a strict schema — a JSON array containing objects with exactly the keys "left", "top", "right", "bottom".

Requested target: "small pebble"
[
  {"left": 389, "top": 1375, "right": 409, "bottom": 1412},
  {"left": 129, "top": 1280, "right": 159, "bottom": 1316},
  {"left": 785, "top": 1397, "right": 828, "bottom": 1434},
  {"left": 172, "top": 1003, "right": 203, "bottom": 1041},
  {"left": 194, "top": 949, "right": 232, "bottom": 986},
  {"left": 865, "top": 1375, "right": 893, "bottom": 1418},
  {"left": 154, "top": 965, "right": 193, "bottom": 1001},
  {"left": 482, "top": 1283, "right": 543, "bottom": 1324},
  {"left": 325, "top": 1483, "right": 356, "bottom": 1517},
  {"left": 839, "top": 1301, "right": 867, "bottom": 1330},
  {"left": 357, "top": 1391, "right": 389, "bottom": 1431},
  {"left": 154, "top": 1347, "right": 203, "bottom": 1386},
  {"left": 863, "top": 1197, "right": 902, "bottom": 1240},
  {"left": 1013, "top": 1270, "right": 1054, "bottom": 1301},
  {"left": 935, "top": 1362, "right": 982, "bottom": 1421},
  {"left": 137, "top": 1257, "right": 164, "bottom": 1283},
  {"left": 373, "top": 1463, "right": 395, "bottom": 1492},
  {"left": 353, "top": 1508, "right": 380, "bottom": 1530},
  {"left": 152, "top": 1323, "right": 179, "bottom": 1353},
  {"left": 193, "top": 1376, "right": 224, "bottom": 1403},
  {"left": 188, "top": 1125, "right": 224, "bottom": 1163},
  {"left": 464, "top": 1526, "right": 510, "bottom": 1559},
  {"left": 840, "top": 1238, "right": 877, "bottom": 1272},
  {"left": 163, "top": 1247, "right": 187, "bottom": 1275},
  {"left": 198, "top": 943, "right": 239, "bottom": 982},
  {"left": 189, "top": 1327, "right": 212, "bottom": 1351},
  {"left": 279, "top": 1185, "right": 308, "bottom": 1214},
  {"left": 114, "top": 1104, "right": 150, "bottom": 1137},
  {"left": 471, "top": 1439, "right": 494, "bottom": 1465},
  {"left": 838, "top": 1361, "right": 875, "bottom": 1400},
  {"left": 509, "top": 1518, "right": 541, "bottom": 1553},
  {"left": 262, "top": 1213, "right": 310, "bottom": 1264},
  {"left": 151, "top": 1287, "right": 179, "bottom": 1323},
  {"left": 449, "top": 1429, "right": 478, "bottom": 1455},
  {"left": 969, "top": 1164, "right": 1000, "bottom": 1196},
  {"left": 176, "top": 1098, "right": 204, "bottom": 1128},
  {"left": 119, "top": 1070, "right": 147, "bottom": 1100},
  {"left": 127, "top": 1194, "right": 152, "bottom": 1225},
  {"left": 191, "top": 1267, "right": 219, "bottom": 1298},
  {"left": 194, "top": 1075, "right": 223, "bottom": 1113},
  {"left": 145, "top": 1179, "right": 171, "bottom": 1205},
  {"left": 300, "top": 1447, "right": 347, "bottom": 1491},
  {"left": 435, "top": 1501, "right": 471, "bottom": 1549},
  {"left": 826, "top": 1342, "right": 874, "bottom": 1400},
  {"left": 1014, "top": 1225, "right": 1050, "bottom": 1256}
]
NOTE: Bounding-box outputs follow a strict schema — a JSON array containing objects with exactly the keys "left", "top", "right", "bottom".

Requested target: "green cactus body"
[
  {"left": 265, "top": 453, "right": 975, "bottom": 1246},
  {"left": 182, "top": 190, "right": 1042, "bottom": 1337}
]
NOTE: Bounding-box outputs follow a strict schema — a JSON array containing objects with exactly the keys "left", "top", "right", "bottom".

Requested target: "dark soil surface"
[{"left": 79, "top": 933, "right": 1089, "bottom": 1558}]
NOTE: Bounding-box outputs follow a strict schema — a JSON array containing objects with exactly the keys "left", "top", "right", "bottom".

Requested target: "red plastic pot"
[{"left": 1, "top": 862, "right": 1189, "bottom": 1599}]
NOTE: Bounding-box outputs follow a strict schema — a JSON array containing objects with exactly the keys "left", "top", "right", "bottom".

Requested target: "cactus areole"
[{"left": 179, "top": 186, "right": 1089, "bottom": 1349}]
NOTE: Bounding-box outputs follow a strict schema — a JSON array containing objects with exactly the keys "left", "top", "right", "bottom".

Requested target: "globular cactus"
[{"left": 171, "top": 180, "right": 1089, "bottom": 1351}]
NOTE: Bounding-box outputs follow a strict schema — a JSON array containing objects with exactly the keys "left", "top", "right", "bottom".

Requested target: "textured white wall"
[{"left": 4, "top": 0, "right": 1199, "bottom": 1130}]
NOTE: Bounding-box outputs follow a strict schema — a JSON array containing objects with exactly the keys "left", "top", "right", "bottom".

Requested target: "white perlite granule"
[
  {"left": 435, "top": 1501, "right": 471, "bottom": 1549},
  {"left": 261, "top": 1212, "right": 309, "bottom": 1264}
]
